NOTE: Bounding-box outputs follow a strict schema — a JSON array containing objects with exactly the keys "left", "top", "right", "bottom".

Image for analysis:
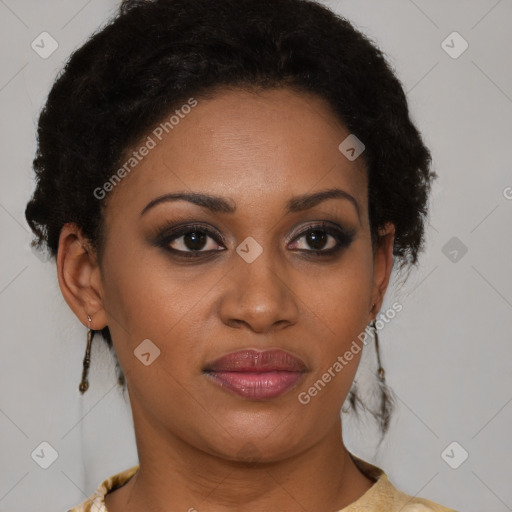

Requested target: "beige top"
[{"left": 67, "top": 452, "right": 458, "bottom": 511}]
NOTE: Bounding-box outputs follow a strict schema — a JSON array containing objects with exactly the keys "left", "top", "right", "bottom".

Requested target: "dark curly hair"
[{"left": 25, "top": 0, "right": 436, "bottom": 441}]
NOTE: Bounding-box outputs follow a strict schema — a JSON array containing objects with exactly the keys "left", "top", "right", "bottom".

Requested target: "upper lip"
[{"left": 203, "top": 349, "right": 307, "bottom": 372}]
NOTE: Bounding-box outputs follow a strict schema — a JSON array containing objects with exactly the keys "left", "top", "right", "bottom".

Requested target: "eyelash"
[{"left": 156, "top": 221, "right": 355, "bottom": 259}]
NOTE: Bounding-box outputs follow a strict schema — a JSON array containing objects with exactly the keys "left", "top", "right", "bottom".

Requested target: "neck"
[{"left": 106, "top": 404, "right": 374, "bottom": 512}]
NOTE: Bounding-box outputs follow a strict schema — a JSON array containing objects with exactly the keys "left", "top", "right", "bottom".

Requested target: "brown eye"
[
  {"left": 158, "top": 224, "right": 225, "bottom": 258},
  {"left": 296, "top": 229, "right": 335, "bottom": 251},
  {"left": 171, "top": 230, "right": 210, "bottom": 252},
  {"left": 289, "top": 223, "right": 355, "bottom": 255}
]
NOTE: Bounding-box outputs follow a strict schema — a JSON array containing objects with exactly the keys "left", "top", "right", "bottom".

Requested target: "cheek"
[
  {"left": 304, "top": 242, "right": 374, "bottom": 326},
  {"left": 295, "top": 244, "right": 374, "bottom": 395},
  {"left": 100, "top": 243, "right": 222, "bottom": 380}
]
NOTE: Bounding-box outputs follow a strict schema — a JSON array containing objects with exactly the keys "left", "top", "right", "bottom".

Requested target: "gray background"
[{"left": 1, "top": 0, "right": 511, "bottom": 511}]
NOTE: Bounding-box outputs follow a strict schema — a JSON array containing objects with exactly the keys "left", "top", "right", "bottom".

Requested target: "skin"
[{"left": 57, "top": 87, "right": 395, "bottom": 512}]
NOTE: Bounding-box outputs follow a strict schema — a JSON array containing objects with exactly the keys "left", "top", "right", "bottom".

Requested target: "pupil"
[
  {"left": 185, "top": 231, "right": 207, "bottom": 250},
  {"left": 307, "top": 231, "right": 327, "bottom": 250}
]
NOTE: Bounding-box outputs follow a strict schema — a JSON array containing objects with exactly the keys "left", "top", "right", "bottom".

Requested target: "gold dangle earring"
[
  {"left": 371, "top": 304, "right": 394, "bottom": 437},
  {"left": 370, "top": 303, "right": 385, "bottom": 383},
  {"left": 79, "top": 314, "right": 94, "bottom": 394},
  {"left": 373, "top": 319, "right": 386, "bottom": 384}
]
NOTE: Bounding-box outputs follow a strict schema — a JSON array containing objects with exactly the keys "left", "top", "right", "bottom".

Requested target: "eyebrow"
[{"left": 139, "top": 187, "right": 361, "bottom": 222}]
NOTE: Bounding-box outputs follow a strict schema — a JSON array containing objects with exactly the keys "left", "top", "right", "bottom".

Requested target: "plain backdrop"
[{"left": 0, "top": 1, "right": 511, "bottom": 511}]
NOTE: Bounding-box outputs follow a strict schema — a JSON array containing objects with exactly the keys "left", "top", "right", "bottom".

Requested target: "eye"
[
  {"left": 289, "top": 222, "right": 355, "bottom": 255},
  {"left": 155, "top": 220, "right": 355, "bottom": 260},
  {"left": 159, "top": 224, "right": 225, "bottom": 258}
]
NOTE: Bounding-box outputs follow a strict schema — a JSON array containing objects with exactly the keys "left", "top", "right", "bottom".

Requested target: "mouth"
[{"left": 203, "top": 348, "right": 308, "bottom": 400}]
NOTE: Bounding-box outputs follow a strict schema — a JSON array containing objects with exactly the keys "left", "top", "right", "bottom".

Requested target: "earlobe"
[
  {"left": 370, "top": 222, "right": 395, "bottom": 317},
  {"left": 56, "top": 223, "right": 108, "bottom": 330}
]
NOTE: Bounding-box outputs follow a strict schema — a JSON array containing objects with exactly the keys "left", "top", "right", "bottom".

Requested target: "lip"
[{"left": 203, "top": 349, "right": 308, "bottom": 400}]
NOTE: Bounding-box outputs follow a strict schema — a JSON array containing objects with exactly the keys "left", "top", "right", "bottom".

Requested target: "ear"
[
  {"left": 56, "top": 223, "right": 108, "bottom": 330},
  {"left": 369, "top": 222, "right": 395, "bottom": 321}
]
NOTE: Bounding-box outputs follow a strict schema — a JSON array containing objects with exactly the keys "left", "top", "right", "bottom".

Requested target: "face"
[{"left": 58, "top": 87, "right": 394, "bottom": 463}]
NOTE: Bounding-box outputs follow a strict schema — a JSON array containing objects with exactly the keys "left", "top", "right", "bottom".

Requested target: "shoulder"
[
  {"left": 381, "top": 473, "right": 458, "bottom": 512},
  {"left": 66, "top": 465, "right": 139, "bottom": 512},
  {"left": 398, "top": 499, "right": 459, "bottom": 511},
  {"left": 343, "top": 453, "right": 458, "bottom": 512}
]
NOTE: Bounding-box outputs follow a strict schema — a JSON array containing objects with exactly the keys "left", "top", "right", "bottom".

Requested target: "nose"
[{"left": 217, "top": 243, "right": 300, "bottom": 334}]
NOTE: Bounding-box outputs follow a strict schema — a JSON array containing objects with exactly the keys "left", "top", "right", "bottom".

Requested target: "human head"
[{"left": 25, "top": 0, "right": 435, "bottom": 445}]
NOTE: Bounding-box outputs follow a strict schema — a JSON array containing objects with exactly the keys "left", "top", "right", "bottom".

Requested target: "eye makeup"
[{"left": 148, "top": 216, "right": 357, "bottom": 261}]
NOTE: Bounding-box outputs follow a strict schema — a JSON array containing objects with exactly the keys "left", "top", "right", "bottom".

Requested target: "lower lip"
[{"left": 205, "top": 371, "right": 305, "bottom": 400}]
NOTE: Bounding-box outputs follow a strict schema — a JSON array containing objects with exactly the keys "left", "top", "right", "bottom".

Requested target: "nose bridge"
[{"left": 238, "top": 235, "right": 281, "bottom": 289}]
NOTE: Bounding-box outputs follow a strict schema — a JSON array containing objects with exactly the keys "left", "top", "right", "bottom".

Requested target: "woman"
[{"left": 25, "top": 0, "right": 457, "bottom": 510}]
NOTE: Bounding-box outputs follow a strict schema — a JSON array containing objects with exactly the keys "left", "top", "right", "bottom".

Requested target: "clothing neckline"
[
  {"left": 70, "top": 451, "right": 456, "bottom": 512},
  {"left": 79, "top": 452, "right": 386, "bottom": 512}
]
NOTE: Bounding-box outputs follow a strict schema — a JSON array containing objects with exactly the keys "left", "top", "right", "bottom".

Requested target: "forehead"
[{"left": 105, "top": 87, "right": 368, "bottom": 220}]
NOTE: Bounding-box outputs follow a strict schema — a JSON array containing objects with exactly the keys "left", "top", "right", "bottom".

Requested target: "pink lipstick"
[{"left": 203, "top": 348, "right": 307, "bottom": 400}]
